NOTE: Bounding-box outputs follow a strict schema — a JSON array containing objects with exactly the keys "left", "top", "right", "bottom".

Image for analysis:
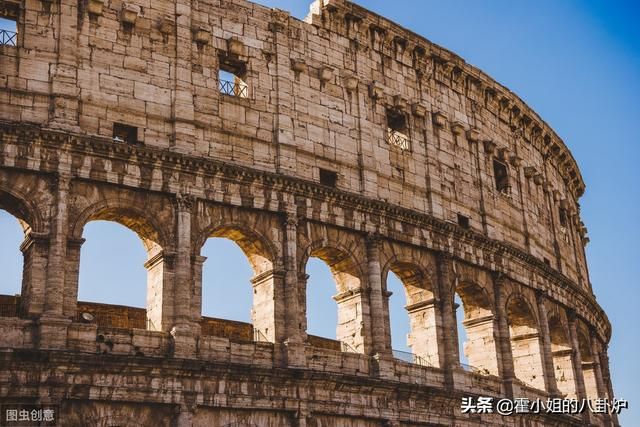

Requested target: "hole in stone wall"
[
  {"left": 387, "top": 271, "right": 410, "bottom": 354},
  {"left": 0, "top": 17, "right": 18, "bottom": 47},
  {"left": 386, "top": 108, "right": 407, "bottom": 133},
  {"left": 201, "top": 238, "right": 253, "bottom": 323},
  {"left": 454, "top": 293, "right": 470, "bottom": 366},
  {"left": 559, "top": 207, "right": 568, "bottom": 228},
  {"left": 219, "top": 58, "right": 248, "bottom": 98},
  {"left": 79, "top": 221, "right": 147, "bottom": 308},
  {"left": 113, "top": 123, "right": 138, "bottom": 144},
  {"left": 457, "top": 213, "right": 470, "bottom": 229},
  {"left": 319, "top": 168, "right": 337, "bottom": 188},
  {"left": 493, "top": 159, "right": 509, "bottom": 193},
  {"left": 306, "top": 257, "right": 339, "bottom": 340},
  {"left": 0, "top": 209, "right": 24, "bottom": 299},
  {"left": 386, "top": 108, "right": 410, "bottom": 150}
]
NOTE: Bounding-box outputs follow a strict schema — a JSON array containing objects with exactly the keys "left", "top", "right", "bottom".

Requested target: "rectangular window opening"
[
  {"left": 219, "top": 58, "right": 248, "bottom": 98},
  {"left": 493, "top": 159, "right": 509, "bottom": 193},
  {"left": 319, "top": 168, "right": 337, "bottom": 188},
  {"left": 559, "top": 207, "right": 568, "bottom": 228},
  {"left": 113, "top": 123, "right": 138, "bottom": 144},
  {"left": 386, "top": 108, "right": 410, "bottom": 150},
  {"left": 457, "top": 213, "right": 470, "bottom": 229},
  {"left": 0, "top": 16, "right": 18, "bottom": 47}
]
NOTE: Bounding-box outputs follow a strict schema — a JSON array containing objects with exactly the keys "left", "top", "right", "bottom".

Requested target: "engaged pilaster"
[
  {"left": 38, "top": 175, "right": 72, "bottom": 350},
  {"left": 492, "top": 273, "right": 516, "bottom": 398},
  {"left": 282, "top": 211, "right": 306, "bottom": 367},
  {"left": 170, "top": 192, "right": 197, "bottom": 358},
  {"left": 567, "top": 310, "right": 591, "bottom": 425},
  {"left": 535, "top": 289, "right": 560, "bottom": 396}
]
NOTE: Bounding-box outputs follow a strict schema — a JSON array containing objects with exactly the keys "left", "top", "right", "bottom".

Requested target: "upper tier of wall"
[{"left": 0, "top": 0, "right": 591, "bottom": 290}]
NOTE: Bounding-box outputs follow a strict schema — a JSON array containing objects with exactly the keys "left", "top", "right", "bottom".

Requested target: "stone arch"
[
  {"left": 381, "top": 255, "right": 440, "bottom": 366},
  {"left": 0, "top": 185, "right": 44, "bottom": 234},
  {"left": 71, "top": 198, "right": 171, "bottom": 252},
  {"left": 454, "top": 278, "right": 498, "bottom": 375},
  {"left": 68, "top": 198, "right": 171, "bottom": 329},
  {"left": 299, "top": 239, "right": 364, "bottom": 294},
  {"left": 196, "top": 222, "right": 277, "bottom": 276},
  {"left": 547, "top": 311, "right": 577, "bottom": 398},
  {"left": 300, "top": 237, "right": 367, "bottom": 353},
  {"left": 195, "top": 219, "right": 280, "bottom": 342},
  {"left": 0, "top": 185, "right": 48, "bottom": 317},
  {"left": 505, "top": 293, "right": 545, "bottom": 390}
]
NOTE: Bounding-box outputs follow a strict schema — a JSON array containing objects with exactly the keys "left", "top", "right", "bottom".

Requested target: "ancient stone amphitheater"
[{"left": 0, "top": 0, "right": 617, "bottom": 425}]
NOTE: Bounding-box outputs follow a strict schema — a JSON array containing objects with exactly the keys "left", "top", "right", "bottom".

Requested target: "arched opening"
[
  {"left": 201, "top": 239, "right": 253, "bottom": 322},
  {"left": 506, "top": 296, "right": 545, "bottom": 390},
  {"left": 197, "top": 226, "right": 275, "bottom": 343},
  {"left": 548, "top": 315, "right": 577, "bottom": 398},
  {"left": 305, "top": 257, "right": 339, "bottom": 342},
  {"left": 577, "top": 327, "right": 599, "bottom": 400},
  {"left": 0, "top": 209, "right": 24, "bottom": 296},
  {"left": 455, "top": 282, "right": 497, "bottom": 375},
  {"left": 454, "top": 293, "right": 469, "bottom": 366},
  {"left": 73, "top": 203, "right": 166, "bottom": 330},
  {"left": 0, "top": 190, "right": 40, "bottom": 318},
  {"left": 304, "top": 246, "right": 364, "bottom": 353},
  {"left": 385, "top": 263, "right": 439, "bottom": 367},
  {"left": 78, "top": 220, "right": 157, "bottom": 329},
  {"left": 0, "top": 209, "right": 26, "bottom": 317}
]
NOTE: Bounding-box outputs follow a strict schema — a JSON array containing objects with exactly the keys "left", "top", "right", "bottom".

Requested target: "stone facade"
[{"left": 0, "top": 0, "right": 616, "bottom": 426}]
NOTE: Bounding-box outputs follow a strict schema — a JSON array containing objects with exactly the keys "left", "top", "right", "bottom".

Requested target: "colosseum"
[{"left": 0, "top": 0, "right": 618, "bottom": 425}]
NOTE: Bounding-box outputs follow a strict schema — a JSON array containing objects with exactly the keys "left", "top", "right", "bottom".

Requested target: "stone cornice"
[{"left": 0, "top": 123, "right": 610, "bottom": 342}]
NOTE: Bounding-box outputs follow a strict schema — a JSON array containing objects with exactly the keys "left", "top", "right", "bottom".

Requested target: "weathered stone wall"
[{"left": 0, "top": 0, "right": 616, "bottom": 426}]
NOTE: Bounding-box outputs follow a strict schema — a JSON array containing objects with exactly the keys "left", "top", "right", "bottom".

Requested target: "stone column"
[
  {"left": 535, "top": 290, "right": 560, "bottom": 395},
  {"left": 600, "top": 347, "right": 620, "bottom": 426},
  {"left": 43, "top": 176, "right": 70, "bottom": 316},
  {"left": 170, "top": 193, "right": 197, "bottom": 358},
  {"left": 283, "top": 212, "right": 306, "bottom": 367},
  {"left": 173, "top": 404, "right": 194, "bottom": 427},
  {"left": 366, "top": 233, "right": 390, "bottom": 356},
  {"left": 18, "top": 231, "right": 50, "bottom": 317},
  {"left": 406, "top": 298, "right": 443, "bottom": 368},
  {"left": 190, "top": 255, "right": 207, "bottom": 327},
  {"left": 567, "top": 310, "right": 590, "bottom": 425},
  {"left": 492, "top": 273, "right": 516, "bottom": 397},
  {"left": 38, "top": 175, "right": 72, "bottom": 349},
  {"left": 590, "top": 336, "right": 607, "bottom": 400},
  {"left": 590, "top": 332, "right": 613, "bottom": 427},
  {"left": 145, "top": 250, "right": 175, "bottom": 332},
  {"left": 436, "top": 253, "right": 457, "bottom": 387},
  {"left": 62, "top": 237, "right": 85, "bottom": 319},
  {"left": 367, "top": 233, "right": 394, "bottom": 379}
]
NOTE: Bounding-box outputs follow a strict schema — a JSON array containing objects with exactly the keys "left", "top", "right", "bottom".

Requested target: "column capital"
[
  {"left": 48, "top": 173, "right": 72, "bottom": 193},
  {"left": 175, "top": 192, "right": 195, "bottom": 212},
  {"left": 491, "top": 270, "right": 507, "bottom": 286},
  {"left": 534, "top": 287, "right": 549, "bottom": 300},
  {"left": 283, "top": 211, "right": 300, "bottom": 229},
  {"left": 365, "top": 231, "right": 382, "bottom": 247},
  {"left": 20, "top": 231, "right": 50, "bottom": 252},
  {"left": 66, "top": 237, "right": 86, "bottom": 249}
]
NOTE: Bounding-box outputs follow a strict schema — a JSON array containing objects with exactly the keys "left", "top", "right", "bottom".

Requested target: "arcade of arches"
[{"left": 0, "top": 181, "right": 612, "bottom": 412}]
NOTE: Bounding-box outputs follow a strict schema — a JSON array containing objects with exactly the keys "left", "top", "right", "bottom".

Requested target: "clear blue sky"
[{"left": 0, "top": 0, "right": 638, "bottom": 423}]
